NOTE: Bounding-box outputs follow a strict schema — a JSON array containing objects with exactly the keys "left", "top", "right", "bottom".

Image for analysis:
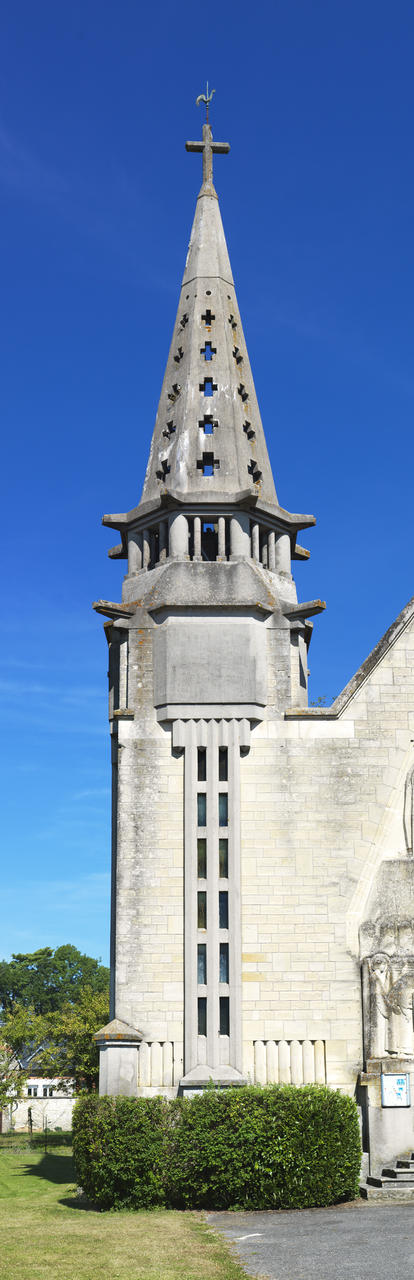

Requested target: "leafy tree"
[
  {"left": 0, "top": 945, "right": 109, "bottom": 1015},
  {"left": 0, "top": 946, "right": 110, "bottom": 1095},
  {"left": 0, "top": 1042, "right": 27, "bottom": 1111},
  {"left": 2, "top": 987, "right": 109, "bottom": 1093},
  {"left": 38, "top": 986, "right": 109, "bottom": 1092}
]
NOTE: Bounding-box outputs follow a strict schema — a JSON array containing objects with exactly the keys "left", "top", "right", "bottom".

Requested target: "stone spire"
[
  {"left": 100, "top": 97, "right": 318, "bottom": 596},
  {"left": 140, "top": 108, "right": 278, "bottom": 508}
]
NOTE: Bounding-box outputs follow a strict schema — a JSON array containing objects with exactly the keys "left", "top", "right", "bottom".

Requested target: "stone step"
[
  {"left": 396, "top": 1159, "right": 414, "bottom": 1169},
  {"left": 361, "top": 1182, "right": 414, "bottom": 1202},
  {"left": 381, "top": 1170, "right": 414, "bottom": 1182}
]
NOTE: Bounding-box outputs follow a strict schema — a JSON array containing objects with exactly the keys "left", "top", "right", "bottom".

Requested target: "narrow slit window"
[
  {"left": 198, "top": 996, "right": 207, "bottom": 1036},
  {"left": 198, "top": 943, "right": 207, "bottom": 985},
  {"left": 197, "top": 793, "right": 207, "bottom": 826},
  {"left": 219, "top": 891, "right": 229, "bottom": 929},
  {"left": 197, "top": 891, "right": 207, "bottom": 930},
  {"left": 219, "top": 747, "right": 228, "bottom": 781},
  {"left": 219, "top": 838, "right": 228, "bottom": 878},
  {"left": 197, "top": 837, "right": 207, "bottom": 879},
  {"left": 219, "top": 942, "right": 229, "bottom": 984},
  {"left": 197, "top": 747, "right": 206, "bottom": 781},
  {"left": 219, "top": 996, "right": 230, "bottom": 1036},
  {"left": 218, "top": 793, "right": 228, "bottom": 827}
]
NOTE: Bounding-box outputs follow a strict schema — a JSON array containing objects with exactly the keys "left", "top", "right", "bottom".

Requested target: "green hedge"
[
  {"left": 73, "top": 1084, "right": 361, "bottom": 1211},
  {"left": 72, "top": 1094, "right": 167, "bottom": 1209}
]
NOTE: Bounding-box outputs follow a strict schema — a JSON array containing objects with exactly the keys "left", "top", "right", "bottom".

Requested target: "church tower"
[
  {"left": 94, "top": 93, "right": 414, "bottom": 1185},
  {"left": 94, "top": 96, "right": 325, "bottom": 1095}
]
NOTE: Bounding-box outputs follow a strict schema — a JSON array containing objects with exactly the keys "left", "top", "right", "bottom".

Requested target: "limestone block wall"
[
  {"left": 111, "top": 615, "right": 184, "bottom": 1054},
  {"left": 108, "top": 580, "right": 413, "bottom": 1099},
  {"left": 240, "top": 600, "right": 414, "bottom": 1093}
]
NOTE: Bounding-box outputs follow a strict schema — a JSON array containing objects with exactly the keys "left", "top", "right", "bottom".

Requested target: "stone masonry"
[{"left": 94, "top": 105, "right": 414, "bottom": 1174}]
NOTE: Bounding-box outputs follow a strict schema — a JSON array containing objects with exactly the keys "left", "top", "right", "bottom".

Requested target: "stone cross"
[{"left": 186, "top": 123, "right": 230, "bottom": 191}]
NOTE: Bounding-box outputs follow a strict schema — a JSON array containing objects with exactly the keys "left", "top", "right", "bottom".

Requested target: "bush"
[
  {"left": 73, "top": 1084, "right": 361, "bottom": 1211},
  {"left": 72, "top": 1094, "right": 167, "bottom": 1209}
]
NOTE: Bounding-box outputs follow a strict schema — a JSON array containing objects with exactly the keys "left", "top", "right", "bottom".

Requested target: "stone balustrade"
[{"left": 128, "top": 515, "right": 291, "bottom": 575}]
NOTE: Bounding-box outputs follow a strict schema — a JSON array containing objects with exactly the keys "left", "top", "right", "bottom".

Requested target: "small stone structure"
[{"left": 93, "top": 103, "right": 414, "bottom": 1178}]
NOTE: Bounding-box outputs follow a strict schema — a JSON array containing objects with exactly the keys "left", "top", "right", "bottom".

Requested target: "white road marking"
[{"left": 234, "top": 1232, "right": 263, "bottom": 1240}]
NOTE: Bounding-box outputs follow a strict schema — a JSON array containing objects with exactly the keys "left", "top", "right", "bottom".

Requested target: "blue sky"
[{"left": 1, "top": 1, "right": 413, "bottom": 965}]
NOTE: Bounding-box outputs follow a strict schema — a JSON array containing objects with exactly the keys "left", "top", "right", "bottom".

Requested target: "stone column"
[
  {"left": 217, "top": 516, "right": 226, "bottom": 560},
  {"left": 169, "top": 512, "right": 189, "bottom": 559},
  {"left": 142, "top": 528, "right": 151, "bottom": 570},
  {"left": 268, "top": 530, "right": 276, "bottom": 570},
  {"left": 252, "top": 522, "right": 259, "bottom": 561},
  {"left": 274, "top": 531, "right": 291, "bottom": 574},
  {"left": 193, "top": 515, "right": 202, "bottom": 560},
  {"left": 230, "top": 511, "right": 251, "bottom": 560},
  {"left": 159, "top": 521, "right": 168, "bottom": 562},
  {"left": 128, "top": 529, "right": 143, "bottom": 574},
  {"left": 261, "top": 538, "right": 268, "bottom": 568}
]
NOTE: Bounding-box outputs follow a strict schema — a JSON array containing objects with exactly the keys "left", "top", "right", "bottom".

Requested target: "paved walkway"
[{"left": 208, "top": 1200, "right": 414, "bottom": 1280}]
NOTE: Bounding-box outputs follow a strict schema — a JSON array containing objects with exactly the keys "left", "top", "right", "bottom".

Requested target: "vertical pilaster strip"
[
  {"left": 109, "top": 733, "right": 118, "bottom": 1021},
  {"left": 207, "top": 718, "right": 220, "bottom": 1068},
  {"left": 229, "top": 719, "right": 243, "bottom": 1073},
  {"left": 119, "top": 635, "right": 128, "bottom": 708},
  {"left": 184, "top": 720, "right": 198, "bottom": 1074}
]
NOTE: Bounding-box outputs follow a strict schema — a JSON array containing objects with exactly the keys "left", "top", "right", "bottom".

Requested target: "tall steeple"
[
  {"left": 94, "top": 95, "right": 325, "bottom": 1103},
  {"left": 141, "top": 96, "right": 278, "bottom": 507},
  {"left": 100, "top": 93, "right": 320, "bottom": 615}
]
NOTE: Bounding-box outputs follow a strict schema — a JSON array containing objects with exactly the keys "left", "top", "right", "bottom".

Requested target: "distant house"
[{"left": 1, "top": 1077, "right": 76, "bottom": 1133}]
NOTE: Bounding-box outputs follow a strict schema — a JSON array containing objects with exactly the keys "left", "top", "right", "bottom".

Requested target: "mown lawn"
[{"left": 0, "top": 1145, "right": 249, "bottom": 1280}]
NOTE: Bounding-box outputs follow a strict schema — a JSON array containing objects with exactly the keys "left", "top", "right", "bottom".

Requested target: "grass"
[{"left": 0, "top": 1145, "right": 249, "bottom": 1280}]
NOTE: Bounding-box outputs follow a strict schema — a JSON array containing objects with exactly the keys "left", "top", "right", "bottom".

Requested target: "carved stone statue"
[{"left": 364, "top": 950, "right": 414, "bottom": 1059}]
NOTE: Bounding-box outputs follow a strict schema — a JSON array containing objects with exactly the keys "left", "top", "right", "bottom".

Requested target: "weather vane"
[{"left": 196, "top": 82, "right": 215, "bottom": 124}]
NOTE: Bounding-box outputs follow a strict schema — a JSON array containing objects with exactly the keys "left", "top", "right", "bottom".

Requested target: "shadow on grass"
[
  {"left": 22, "top": 1153, "right": 75, "bottom": 1186},
  {"left": 59, "top": 1194, "right": 100, "bottom": 1212}
]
